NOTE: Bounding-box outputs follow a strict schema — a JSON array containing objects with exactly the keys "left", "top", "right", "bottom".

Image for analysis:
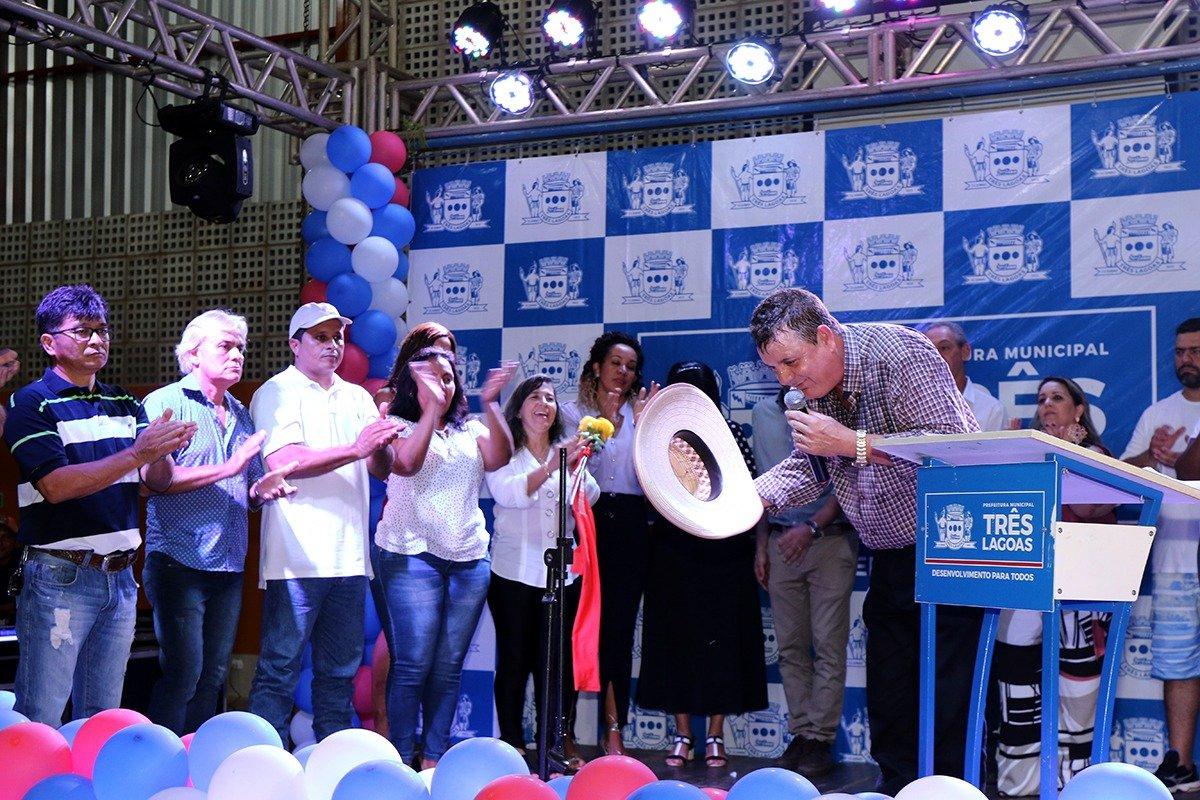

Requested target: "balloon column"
[{"left": 300, "top": 126, "right": 414, "bottom": 391}]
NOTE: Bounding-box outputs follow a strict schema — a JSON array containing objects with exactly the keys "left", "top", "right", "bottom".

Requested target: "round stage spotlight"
[
  {"left": 726, "top": 39, "right": 777, "bottom": 86},
  {"left": 971, "top": 3, "right": 1029, "bottom": 58},
  {"left": 818, "top": 0, "right": 860, "bottom": 14},
  {"left": 638, "top": 0, "right": 690, "bottom": 43},
  {"left": 451, "top": 1, "right": 506, "bottom": 59},
  {"left": 490, "top": 71, "right": 536, "bottom": 115},
  {"left": 543, "top": 0, "right": 597, "bottom": 49}
]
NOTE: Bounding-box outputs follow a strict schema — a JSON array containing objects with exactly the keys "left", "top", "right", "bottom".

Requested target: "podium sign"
[{"left": 917, "top": 462, "right": 1059, "bottom": 612}]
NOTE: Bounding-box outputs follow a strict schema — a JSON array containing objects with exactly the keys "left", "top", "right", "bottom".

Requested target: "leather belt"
[{"left": 37, "top": 548, "right": 137, "bottom": 572}]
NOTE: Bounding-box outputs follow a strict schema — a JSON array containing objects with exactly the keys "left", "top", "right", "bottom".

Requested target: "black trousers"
[
  {"left": 487, "top": 573, "right": 581, "bottom": 749},
  {"left": 863, "top": 546, "right": 983, "bottom": 795},
  {"left": 593, "top": 492, "right": 650, "bottom": 726}
]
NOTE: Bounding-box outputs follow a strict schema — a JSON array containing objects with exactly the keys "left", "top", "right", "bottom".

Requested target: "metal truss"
[
  {"left": 391, "top": 0, "right": 1200, "bottom": 148},
  {"left": 0, "top": 0, "right": 354, "bottom": 134}
]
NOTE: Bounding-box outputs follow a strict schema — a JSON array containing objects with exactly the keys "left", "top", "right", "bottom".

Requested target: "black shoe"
[
  {"left": 796, "top": 738, "right": 835, "bottom": 778},
  {"left": 1156, "top": 750, "right": 1200, "bottom": 792},
  {"left": 773, "top": 735, "right": 812, "bottom": 771}
]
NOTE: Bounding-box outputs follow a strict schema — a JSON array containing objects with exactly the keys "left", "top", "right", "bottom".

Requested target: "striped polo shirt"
[{"left": 4, "top": 367, "right": 148, "bottom": 552}]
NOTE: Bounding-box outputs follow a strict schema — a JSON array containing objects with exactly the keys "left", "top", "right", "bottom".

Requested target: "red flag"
[{"left": 570, "top": 486, "right": 601, "bottom": 692}]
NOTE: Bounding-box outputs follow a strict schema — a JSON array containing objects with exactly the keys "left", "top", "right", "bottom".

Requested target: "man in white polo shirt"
[
  {"left": 920, "top": 320, "right": 1008, "bottom": 432},
  {"left": 248, "top": 302, "right": 402, "bottom": 744}
]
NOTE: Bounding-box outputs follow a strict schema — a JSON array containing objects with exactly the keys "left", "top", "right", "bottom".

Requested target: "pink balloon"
[
  {"left": 476, "top": 774, "right": 559, "bottom": 800},
  {"left": 372, "top": 631, "right": 388, "bottom": 666},
  {"left": 369, "top": 131, "right": 408, "bottom": 173},
  {"left": 701, "top": 790, "right": 728, "bottom": 800},
  {"left": 181, "top": 733, "right": 194, "bottom": 751},
  {"left": 363, "top": 378, "right": 388, "bottom": 397},
  {"left": 359, "top": 716, "right": 375, "bottom": 732},
  {"left": 565, "top": 755, "right": 655, "bottom": 800},
  {"left": 0, "top": 722, "right": 72, "bottom": 798},
  {"left": 391, "top": 178, "right": 410, "bottom": 208},
  {"left": 352, "top": 665, "right": 373, "bottom": 717},
  {"left": 71, "top": 708, "right": 150, "bottom": 777},
  {"left": 300, "top": 278, "right": 328, "bottom": 305},
  {"left": 336, "top": 343, "right": 370, "bottom": 385}
]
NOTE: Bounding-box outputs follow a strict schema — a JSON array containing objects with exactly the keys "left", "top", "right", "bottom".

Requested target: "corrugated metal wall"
[{"left": 1, "top": 0, "right": 309, "bottom": 225}]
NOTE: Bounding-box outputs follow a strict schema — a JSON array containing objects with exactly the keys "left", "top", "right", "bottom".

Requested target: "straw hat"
[{"left": 634, "top": 382, "right": 761, "bottom": 539}]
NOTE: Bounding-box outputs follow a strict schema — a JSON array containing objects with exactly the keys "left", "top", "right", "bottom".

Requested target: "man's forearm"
[
  {"left": 39, "top": 447, "right": 145, "bottom": 503},
  {"left": 268, "top": 443, "right": 362, "bottom": 479}
]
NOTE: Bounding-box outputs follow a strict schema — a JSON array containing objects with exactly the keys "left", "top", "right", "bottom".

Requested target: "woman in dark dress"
[{"left": 636, "top": 361, "right": 768, "bottom": 769}]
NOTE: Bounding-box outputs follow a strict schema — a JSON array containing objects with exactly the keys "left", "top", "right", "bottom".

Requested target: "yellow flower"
[
  {"left": 597, "top": 418, "right": 615, "bottom": 439},
  {"left": 579, "top": 415, "right": 596, "bottom": 431}
]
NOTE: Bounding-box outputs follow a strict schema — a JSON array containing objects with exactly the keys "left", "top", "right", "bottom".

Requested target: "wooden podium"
[{"left": 875, "top": 430, "right": 1200, "bottom": 799}]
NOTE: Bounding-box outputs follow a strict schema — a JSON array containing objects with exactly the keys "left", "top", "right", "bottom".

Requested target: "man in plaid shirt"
[{"left": 750, "top": 288, "right": 982, "bottom": 794}]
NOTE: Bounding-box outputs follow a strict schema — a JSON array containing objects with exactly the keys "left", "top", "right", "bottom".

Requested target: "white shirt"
[
  {"left": 1121, "top": 390, "right": 1200, "bottom": 573},
  {"left": 962, "top": 378, "right": 1009, "bottom": 432},
  {"left": 376, "top": 418, "right": 491, "bottom": 562},
  {"left": 559, "top": 400, "right": 642, "bottom": 495},
  {"left": 250, "top": 366, "right": 378, "bottom": 587},
  {"left": 485, "top": 445, "right": 600, "bottom": 588}
]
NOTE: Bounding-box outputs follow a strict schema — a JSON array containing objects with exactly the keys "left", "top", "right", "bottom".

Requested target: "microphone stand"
[{"left": 537, "top": 447, "right": 576, "bottom": 780}]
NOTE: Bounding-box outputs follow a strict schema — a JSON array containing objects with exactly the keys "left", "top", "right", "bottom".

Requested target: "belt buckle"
[{"left": 100, "top": 552, "right": 120, "bottom": 571}]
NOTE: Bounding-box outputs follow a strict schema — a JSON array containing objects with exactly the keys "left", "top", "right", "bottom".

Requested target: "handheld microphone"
[{"left": 783, "top": 388, "right": 831, "bottom": 484}]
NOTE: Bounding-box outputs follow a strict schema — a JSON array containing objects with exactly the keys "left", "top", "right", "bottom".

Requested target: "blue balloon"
[
  {"left": 429, "top": 737, "right": 527, "bottom": 800},
  {"left": 393, "top": 250, "right": 409, "bottom": 282},
  {"left": 327, "top": 273, "right": 372, "bottom": 318},
  {"left": 0, "top": 707, "right": 29, "bottom": 730},
  {"left": 857, "top": 794, "right": 893, "bottom": 800},
  {"left": 306, "top": 238, "right": 353, "bottom": 282},
  {"left": 371, "top": 204, "right": 416, "bottom": 250},
  {"left": 351, "top": 163, "right": 398, "bottom": 210},
  {"left": 1060, "top": 762, "right": 1172, "bottom": 800},
  {"left": 301, "top": 642, "right": 314, "bottom": 670},
  {"left": 302, "top": 210, "right": 330, "bottom": 243},
  {"left": 628, "top": 780, "right": 709, "bottom": 800},
  {"left": 547, "top": 775, "right": 572, "bottom": 800},
  {"left": 0, "top": 690, "right": 14, "bottom": 710},
  {"left": 24, "top": 774, "right": 97, "bottom": 800},
  {"left": 369, "top": 491, "right": 385, "bottom": 538},
  {"left": 189, "top": 711, "right": 283, "bottom": 791},
  {"left": 92, "top": 723, "right": 188, "bottom": 800},
  {"left": 350, "top": 310, "right": 398, "bottom": 358},
  {"left": 59, "top": 717, "right": 89, "bottom": 747},
  {"left": 367, "top": 350, "right": 394, "bottom": 380},
  {"left": 370, "top": 475, "right": 388, "bottom": 500},
  {"left": 294, "top": 743, "right": 317, "bottom": 769},
  {"left": 294, "top": 667, "right": 314, "bottom": 714},
  {"left": 727, "top": 767, "right": 819, "bottom": 800},
  {"left": 363, "top": 588, "right": 382, "bottom": 643},
  {"left": 327, "top": 126, "right": 372, "bottom": 173},
  {"left": 332, "top": 759, "right": 428, "bottom": 800}
]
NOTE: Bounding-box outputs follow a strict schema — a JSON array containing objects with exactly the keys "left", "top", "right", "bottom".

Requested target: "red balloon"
[
  {"left": 363, "top": 377, "right": 389, "bottom": 397},
  {"left": 369, "top": 131, "right": 408, "bottom": 173},
  {"left": 0, "top": 722, "right": 72, "bottom": 798},
  {"left": 352, "top": 665, "right": 373, "bottom": 717},
  {"left": 337, "top": 342, "right": 370, "bottom": 384},
  {"left": 476, "top": 774, "right": 558, "bottom": 800},
  {"left": 71, "top": 708, "right": 149, "bottom": 777},
  {"left": 701, "top": 790, "right": 728, "bottom": 800},
  {"left": 566, "top": 755, "right": 655, "bottom": 800},
  {"left": 391, "top": 177, "right": 410, "bottom": 208},
  {"left": 300, "top": 278, "right": 328, "bottom": 305}
]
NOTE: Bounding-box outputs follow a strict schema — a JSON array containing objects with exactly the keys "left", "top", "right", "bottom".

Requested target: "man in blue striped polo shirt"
[{"left": 4, "top": 285, "right": 196, "bottom": 726}]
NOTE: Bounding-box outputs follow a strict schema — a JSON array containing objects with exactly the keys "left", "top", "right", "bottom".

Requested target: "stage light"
[
  {"left": 490, "top": 70, "right": 536, "bottom": 114},
  {"left": 971, "top": 2, "right": 1028, "bottom": 57},
  {"left": 819, "top": 0, "right": 860, "bottom": 14},
  {"left": 543, "top": 0, "right": 597, "bottom": 49},
  {"left": 638, "top": 0, "right": 691, "bottom": 42},
  {"left": 159, "top": 98, "right": 259, "bottom": 223},
  {"left": 726, "top": 38, "right": 777, "bottom": 86},
  {"left": 451, "top": 1, "right": 506, "bottom": 59}
]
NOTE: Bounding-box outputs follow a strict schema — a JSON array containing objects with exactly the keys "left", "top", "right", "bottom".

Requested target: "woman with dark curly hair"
[{"left": 559, "top": 331, "right": 659, "bottom": 755}]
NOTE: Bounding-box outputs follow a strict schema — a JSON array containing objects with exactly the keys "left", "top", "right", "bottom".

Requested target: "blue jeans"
[
  {"left": 248, "top": 576, "right": 366, "bottom": 744},
  {"left": 375, "top": 549, "right": 490, "bottom": 761},
  {"left": 14, "top": 550, "right": 137, "bottom": 726},
  {"left": 143, "top": 552, "right": 243, "bottom": 734}
]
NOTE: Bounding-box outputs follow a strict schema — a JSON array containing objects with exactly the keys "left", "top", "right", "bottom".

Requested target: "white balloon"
[
  {"left": 289, "top": 711, "right": 315, "bottom": 749},
  {"left": 208, "top": 744, "right": 305, "bottom": 800},
  {"left": 817, "top": 795, "right": 862, "bottom": 800},
  {"left": 393, "top": 315, "right": 409, "bottom": 342},
  {"left": 894, "top": 776, "right": 987, "bottom": 800},
  {"left": 352, "top": 237, "right": 400, "bottom": 283},
  {"left": 326, "top": 198, "right": 374, "bottom": 245},
  {"left": 305, "top": 728, "right": 401, "bottom": 800},
  {"left": 149, "top": 790, "right": 207, "bottom": 800},
  {"left": 302, "top": 165, "right": 350, "bottom": 211},
  {"left": 368, "top": 277, "right": 409, "bottom": 319},
  {"left": 300, "top": 133, "right": 331, "bottom": 170},
  {"left": 418, "top": 768, "right": 435, "bottom": 792}
]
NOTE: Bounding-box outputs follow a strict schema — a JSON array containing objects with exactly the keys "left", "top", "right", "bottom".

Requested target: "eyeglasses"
[
  {"left": 48, "top": 325, "right": 113, "bottom": 343},
  {"left": 1175, "top": 346, "right": 1200, "bottom": 360}
]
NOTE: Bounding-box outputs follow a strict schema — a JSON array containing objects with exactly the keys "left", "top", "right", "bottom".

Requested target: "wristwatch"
[
  {"left": 804, "top": 519, "right": 824, "bottom": 540},
  {"left": 855, "top": 429, "right": 869, "bottom": 467}
]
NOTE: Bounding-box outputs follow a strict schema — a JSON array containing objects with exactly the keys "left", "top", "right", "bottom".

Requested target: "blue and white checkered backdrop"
[{"left": 408, "top": 91, "right": 1199, "bottom": 766}]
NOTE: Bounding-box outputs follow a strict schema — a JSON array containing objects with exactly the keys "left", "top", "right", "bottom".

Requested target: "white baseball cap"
[{"left": 289, "top": 302, "right": 352, "bottom": 339}]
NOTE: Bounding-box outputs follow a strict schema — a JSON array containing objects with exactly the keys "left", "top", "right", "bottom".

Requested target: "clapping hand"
[
  {"left": 411, "top": 360, "right": 449, "bottom": 415},
  {"left": 354, "top": 403, "right": 404, "bottom": 458},
  {"left": 229, "top": 430, "right": 268, "bottom": 474},
  {"left": 479, "top": 361, "right": 519, "bottom": 406},
  {"left": 1150, "top": 425, "right": 1187, "bottom": 467},
  {"left": 0, "top": 350, "right": 18, "bottom": 391},
  {"left": 631, "top": 381, "right": 661, "bottom": 424},
  {"left": 252, "top": 460, "right": 299, "bottom": 503},
  {"left": 133, "top": 409, "right": 197, "bottom": 465}
]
